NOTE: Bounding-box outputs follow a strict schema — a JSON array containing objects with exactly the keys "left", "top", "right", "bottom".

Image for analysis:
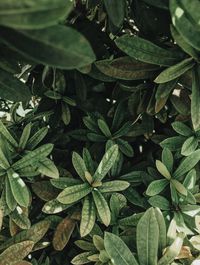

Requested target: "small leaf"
[
  {"left": 104, "top": 0, "right": 125, "bottom": 28},
  {"left": 57, "top": 183, "right": 92, "bottom": 204},
  {"left": 0, "top": 120, "right": 18, "bottom": 147},
  {"left": 19, "top": 123, "right": 32, "bottom": 149},
  {"left": 156, "top": 160, "right": 171, "bottom": 179},
  {"left": 181, "top": 136, "right": 198, "bottom": 156},
  {"left": 172, "top": 121, "right": 193, "bottom": 136},
  {"left": 97, "top": 119, "right": 111, "bottom": 137},
  {"left": 148, "top": 196, "right": 170, "bottom": 210},
  {"left": 80, "top": 196, "right": 96, "bottom": 237},
  {"left": 26, "top": 127, "right": 48, "bottom": 150},
  {"left": 72, "top": 152, "right": 88, "bottom": 181},
  {"left": 146, "top": 179, "right": 168, "bottom": 196},
  {"left": 191, "top": 65, "right": 200, "bottom": 131},
  {"left": 104, "top": 232, "right": 139, "bottom": 265},
  {"left": 99, "top": 180, "right": 130, "bottom": 193},
  {"left": 37, "top": 158, "right": 59, "bottom": 179},
  {"left": 92, "top": 189, "right": 111, "bottom": 226},
  {"left": 171, "top": 179, "right": 187, "bottom": 196},
  {"left": 162, "top": 148, "right": 173, "bottom": 173}
]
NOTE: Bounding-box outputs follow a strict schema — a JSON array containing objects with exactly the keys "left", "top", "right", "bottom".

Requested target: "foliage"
[{"left": 0, "top": 0, "right": 200, "bottom": 264}]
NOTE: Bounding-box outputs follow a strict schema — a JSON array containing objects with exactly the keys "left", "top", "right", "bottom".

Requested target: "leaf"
[
  {"left": 37, "top": 158, "right": 59, "bottom": 179},
  {"left": 0, "top": 241, "right": 34, "bottom": 265},
  {"left": 0, "top": 120, "right": 17, "bottom": 148},
  {"left": 82, "top": 148, "right": 95, "bottom": 175},
  {"left": 0, "top": 0, "right": 73, "bottom": 29},
  {"left": 93, "top": 145, "right": 118, "bottom": 182},
  {"left": 155, "top": 58, "right": 195, "bottom": 83},
  {"left": 0, "top": 68, "right": 31, "bottom": 102},
  {"left": 104, "top": 0, "right": 125, "bottom": 28},
  {"left": 80, "top": 196, "right": 96, "bottom": 237},
  {"left": 12, "top": 144, "right": 53, "bottom": 170},
  {"left": 10, "top": 208, "right": 31, "bottom": 230},
  {"left": 97, "top": 119, "right": 111, "bottom": 137},
  {"left": 5, "top": 177, "right": 17, "bottom": 211},
  {"left": 99, "top": 180, "right": 130, "bottom": 193},
  {"left": 0, "top": 220, "right": 50, "bottom": 250},
  {"left": 19, "top": 123, "right": 32, "bottom": 149},
  {"left": 57, "top": 183, "right": 92, "bottom": 204},
  {"left": 42, "top": 199, "right": 70, "bottom": 214},
  {"left": 72, "top": 152, "right": 88, "bottom": 181},
  {"left": 53, "top": 217, "right": 75, "bottom": 251},
  {"left": 26, "top": 127, "right": 48, "bottom": 150},
  {"left": 146, "top": 179, "right": 168, "bottom": 196},
  {"left": 174, "top": 149, "right": 200, "bottom": 179},
  {"left": 137, "top": 208, "right": 159, "bottom": 265},
  {"left": 115, "top": 139, "right": 134, "bottom": 157},
  {"left": 160, "top": 136, "right": 185, "bottom": 151},
  {"left": 181, "top": 136, "right": 198, "bottom": 156},
  {"left": 158, "top": 232, "right": 185, "bottom": 265},
  {"left": 0, "top": 25, "right": 96, "bottom": 69},
  {"left": 148, "top": 196, "right": 170, "bottom": 211},
  {"left": 95, "top": 57, "right": 159, "bottom": 80},
  {"left": 171, "top": 121, "right": 193, "bottom": 136},
  {"left": 71, "top": 252, "right": 92, "bottom": 265},
  {"left": 50, "top": 177, "right": 81, "bottom": 189},
  {"left": 32, "top": 181, "right": 58, "bottom": 201},
  {"left": 7, "top": 170, "right": 29, "bottom": 207},
  {"left": 162, "top": 148, "right": 173, "bottom": 173},
  {"left": 104, "top": 232, "right": 139, "bottom": 265},
  {"left": 171, "top": 179, "right": 187, "bottom": 196},
  {"left": 156, "top": 160, "right": 171, "bottom": 179},
  {"left": 191, "top": 65, "right": 200, "bottom": 131},
  {"left": 115, "top": 35, "right": 183, "bottom": 66},
  {"left": 92, "top": 189, "right": 111, "bottom": 226}
]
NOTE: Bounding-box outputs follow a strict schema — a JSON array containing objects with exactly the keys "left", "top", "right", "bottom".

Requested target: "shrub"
[{"left": 0, "top": 0, "right": 200, "bottom": 264}]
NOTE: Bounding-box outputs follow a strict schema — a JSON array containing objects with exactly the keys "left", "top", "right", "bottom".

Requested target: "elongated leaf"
[
  {"left": 104, "top": 232, "right": 139, "bottom": 265},
  {"left": 181, "top": 136, "right": 198, "bottom": 156},
  {"left": 160, "top": 136, "right": 185, "bottom": 151},
  {"left": 104, "top": 0, "right": 125, "bottom": 28},
  {"left": 97, "top": 119, "right": 111, "bottom": 137},
  {"left": 137, "top": 208, "right": 159, "bottom": 265},
  {"left": 72, "top": 152, "right": 87, "bottom": 181},
  {"left": 156, "top": 160, "right": 171, "bottom": 179},
  {"left": 5, "top": 177, "right": 17, "bottom": 211},
  {"left": 0, "top": 0, "right": 73, "bottom": 29},
  {"left": 38, "top": 158, "right": 59, "bottom": 179},
  {"left": 42, "top": 199, "right": 70, "bottom": 214},
  {"left": 80, "top": 196, "right": 96, "bottom": 237},
  {"left": 53, "top": 217, "right": 75, "bottom": 251},
  {"left": 0, "top": 25, "right": 96, "bottom": 69},
  {"left": 32, "top": 181, "right": 58, "bottom": 201},
  {"left": 0, "top": 241, "right": 34, "bottom": 265},
  {"left": 10, "top": 209, "right": 31, "bottom": 230},
  {"left": 158, "top": 232, "right": 185, "bottom": 265},
  {"left": 93, "top": 145, "right": 118, "bottom": 182},
  {"left": 0, "top": 120, "right": 17, "bottom": 147},
  {"left": 0, "top": 147, "right": 10, "bottom": 169},
  {"left": 26, "top": 127, "right": 48, "bottom": 150},
  {"left": 95, "top": 57, "right": 159, "bottom": 80},
  {"left": 99, "top": 180, "right": 130, "bottom": 193},
  {"left": 8, "top": 170, "right": 29, "bottom": 207},
  {"left": 92, "top": 189, "right": 110, "bottom": 226},
  {"left": 162, "top": 148, "right": 173, "bottom": 173},
  {"left": 57, "top": 183, "right": 92, "bottom": 204},
  {"left": 19, "top": 123, "right": 31, "bottom": 149},
  {"left": 172, "top": 121, "right": 192, "bottom": 136},
  {"left": 0, "top": 220, "right": 50, "bottom": 250},
  {"left": 171, "top": 179, "right": 187, "bottom": 196},
  {"left": 12, "top": 144, "right": 53, "bottom": 170},
  {"left": 155, "top": 58, "right": 194, "bottom": 83},
  {"left": 148, "top": 196, "right": 170, "bottom": 210},
  {"left": 174, "top": 150, "right": 200, "bottom": 179},
  {"left": 71, "top": 252, "right": 92, "bottom": 265},
  {"left": 154, "top": 208, "right": 167, "bottom": 254},
  {"left": 0, "top": 68, "right": 31, "bottom": 102},
  {"left": 146, "top": 179, "right": 168, "bottom": 196},
  {"left": 115, "top": 35, "right": 183, "bottom": 66},
  {"left": 191, "top": 65, "right": 200, "bottom": 131},
  {"left": 82, "top": 148, "right": 95, "bottom": 175}
]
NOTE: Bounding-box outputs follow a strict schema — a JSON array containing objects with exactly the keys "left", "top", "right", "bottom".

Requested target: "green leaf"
[
  {"left": 97, "top": 119, "right": 111, "bottom": 137},
  {"left": 183, "top": 169, "right": 196, "bottom": 191},
  {"left": 57, "top": 183, "right": 92, "bottom": 204},
  {"left": 115, "top": 35, "right": 183, "bottom": 66},
  {"left": 137, "top": 208, "right": 159, "bottom": 265},
  {"left": 148, "top": 196, "right": 170, "bottom": 211},
  {"left": 12, "top": 144, "right": 53, "bottom": 170},
  {"left": 162, "top": 148, "right": 173, "bottom": 173},
  {"left": 10, "top": 209, "right": 31, "bottom": 230},
  {"left": 155, "top": 58, "right": 195, "bottom": 84},
  {"left": 92, "top": 189, "right": 111, "bottom": 226},
  {"left": 146, "top": 179, "right": 168, "bottom": 196},
  {"left": 171, "top": 179, "right": 187, "bottom": 196},
  {"left": 19, "top": 123, "right": 32, "bottom": 149},
  {"left": 158, "top": 232, "right": 185, "bottom": 265},
  {"left": 0, "top": 25, "right": 96, "bottom": 69},
  {"left": 174, "top": 149, "right": 200, "bottom": 179},
  {"left": 0, "top": 241, "right": 34, "bottom": 265},
  {"left": 0, "top": 147, "right": 10, "bottom": 170},
  {"left": 95, "top": 57, "right": 159, "bottom": 80},
  {"left": 72, "top": 152, "right": 88, "bottom": 181},
  {"left": 71, "top": 252, "right": 92, "bottom": 265},
  {"left": 5, "top": 176, "right": 17, "bottom": 211},
  {"left": 160, "top": 136, "right": 185, "bottom": 151},
  {"left": 7, "top": 170, "right": 29, "bottom": 207},
  {"left": 191, "top": 65, "right": 200, "bottom": 131},
  {"left": 37, "top": 158, "right": 59, "bottom": 179},
  {"left": 99, "top": 181, "right": 130, "bottom": 193},
  {"left": 156, "top": 160, "right": 171, "bottom": 179},
  {"left": 0, "top": 120, "right": 17, "bottom": 148},
  {"left": 181, "top": 136, "right": 198, "bottom": 156},
  {"left": 154, "top": 208, "right": 167, "bottom": 254},
  {"left": 104, "top": 232, "right": 139, "bottom": 265},
  {"left": 80, "top": 196, "right": 96, "bottom": 237},
  {"left": 42, "top": 199, "right": 70, "bottom": 214},
  {"left": 26, "top": 127, "right": 48, "bottom": 150},
  {"left": 93, "top": 145, "right": 118, "bottom": 182},
  {"left": 0, "top": 68, "right": 31, "bottom": 102},
  {"left": 172, "top": 121, "right": 193, "bottom": 136},
  {"left": 104, "top": 0, "right": 125, "bottom": 28},
  {"left": 82, "top": 148, "right": 95, "bottom": 175},
  {"left": 170, "top": 25, "right": 199, "bottom": 60},
  {"left": 0, "top": 0, "right": 73, "bottom": 29},
  {"left": 115, "top": 139, "right": 134, "bottom": 157},
  {"left": 170, "top": 0, "right": 200, "bottom": 51}
]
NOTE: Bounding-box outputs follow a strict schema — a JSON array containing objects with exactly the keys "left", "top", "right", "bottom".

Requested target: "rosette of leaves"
[
  {"left": 161, "top": 121, "right": 200, "bottom": 156},
  {"left": 0, "top": 120, "right": 58, "bottom": 213},
  {"left": 56, "top": 145, "right": 130, "bottom": 236}
]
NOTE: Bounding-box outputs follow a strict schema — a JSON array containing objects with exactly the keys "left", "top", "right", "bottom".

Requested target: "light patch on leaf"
[
  {"left": 12, "top": 173, "right": 19, "bottom": 179},
  {"left": 175, "top": 7, "right": 184, "bottom": 18},
  {"left": 53, "top": 207, "right": 63, "bottom": 213},
  {"left": 16, "top": 206, "right": 23, "bottom": 215},
  {"left": 17, "top": 178, "right": 25, "bottom": 187}
]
